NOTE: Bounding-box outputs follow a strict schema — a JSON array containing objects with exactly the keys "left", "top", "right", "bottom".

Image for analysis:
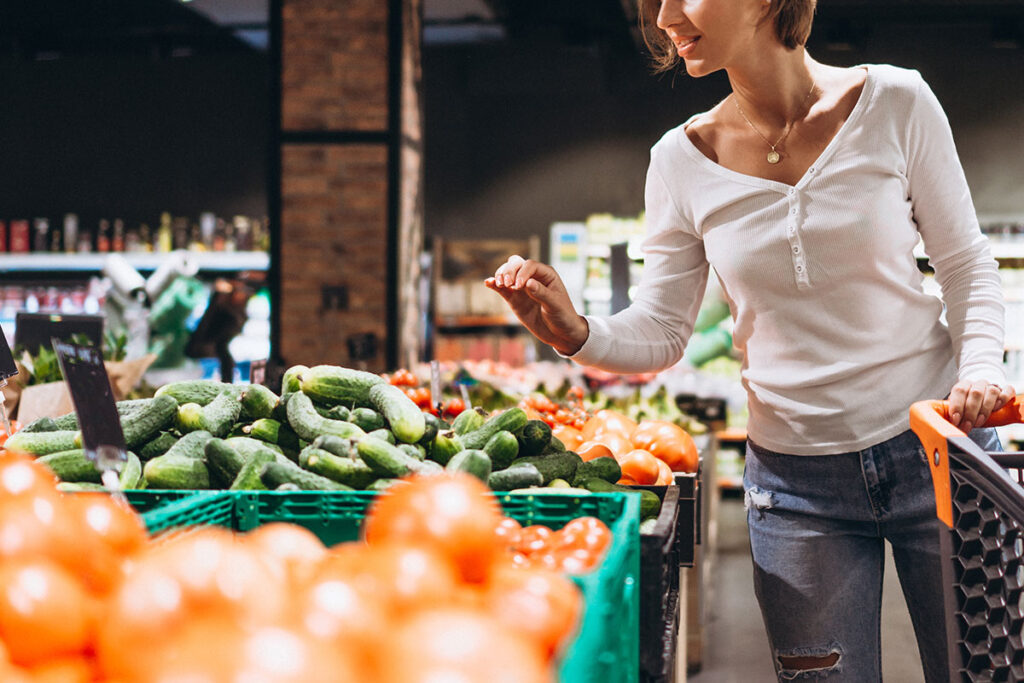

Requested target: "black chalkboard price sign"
[
  {"left": 0, "top": 330, "right": 16, "bottom": 381},
  {"left": 51, "top": 338, "right": 127, "bottom": 474}
]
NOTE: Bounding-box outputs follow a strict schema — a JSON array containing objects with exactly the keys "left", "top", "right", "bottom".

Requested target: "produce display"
[
  {"left": 4, "top": 364, "right": 678, "bottom": 521},
  {"left": 0, "top": 451, "right": 597, "bottom": 681}
]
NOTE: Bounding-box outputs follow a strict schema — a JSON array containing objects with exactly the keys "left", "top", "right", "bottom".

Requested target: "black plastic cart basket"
[{"left": 911, "top": 396, "right": 1024, "bottom": 682}]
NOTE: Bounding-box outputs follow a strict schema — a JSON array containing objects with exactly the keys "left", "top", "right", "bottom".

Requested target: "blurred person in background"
[{"left": 486, "top": 0, "right": 1015, "bottom": 680}]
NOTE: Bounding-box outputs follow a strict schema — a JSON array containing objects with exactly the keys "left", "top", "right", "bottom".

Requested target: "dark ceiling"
[{"left": 0, "top": 0, "right": 1020, "bottom": 59}]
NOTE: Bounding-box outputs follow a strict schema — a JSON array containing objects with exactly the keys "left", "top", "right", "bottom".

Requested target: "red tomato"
[
  {"left": 515, "top": 525, "right": 554, "bottom": 555},
  {"left": 494, "top": 517, "right": 523, "bottom": 551},
  {"left": 0, "top": 558, "right": 95, "bottom": 666},
  {"left": 243, "top": 522, "right": 327, "bottom": 587},
  {"left": 363, "top": 473, "right": 505, "bottom": 584},
  {"left": 485, "top": 562, "right": 583, "bottom": 657},
  {"left": 580, "top": 410, "right": 637, "bottom": 441},
  {"left": 630, "top": 420, "right": 699, "bottom": 473}
]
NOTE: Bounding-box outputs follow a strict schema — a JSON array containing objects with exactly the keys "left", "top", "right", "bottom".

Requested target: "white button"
[
  {"left": 791, "top": 208, "right": 798, "bottom": 215},
  {"left": 808, "top": 167, "right": 815, "bottom": 174},
  {"left": 789, "top": 227, "right": 796, "bottom": 235},
  {"left": 792, "top": 245, "right": 801, "bottom": 254},
  {"left": 788, "top": 188, "right": 795, "bottom": 196},
  {"left": 795, "top": 265, "right": 804, "bottom": 273}
]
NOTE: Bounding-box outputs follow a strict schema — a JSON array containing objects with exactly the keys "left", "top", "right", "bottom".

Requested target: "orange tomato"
[
  {"left": 515, "top": 525, "right": 554, "bottom": 556},
  {"left": 618, "top": 449, "right": 661, "bottom": 485},
  {"left": 23, "top": 655, "right": 96, "bottom": 683},
  {"left": 244, "top": 522, "right": 327, "bottom": 587},
  {"left": 363, "top": 473, "right": 505, "bottom": 584},
  {"left": 60, "top": 492, "right": 149, "bottom": 594},
  {"left": 593, "top": 430, "right": 632, "bottom": 458},
  {"left": 575, "top": 440, "right": 616, "bottom": 463},
  {"left": 494, "top": 517, "right": 523, "bottom": 551},
  {"left": 0, "top": 558, "right": 95, "bottom": 667},
  {"left": 630, "top": 420, "right": 699, "bottom": 472},
  {"left": 551, "top": 424, "right": 583, "bottom": 451},
  {"left": 555, "top": 517, "right": 612, "bottom": 558},
  {"left": 0, "top": 455, "right": 60, "bottom": 508},
  {"left": 617, "top": 475, "right": 638, "bottom": 485},
  {"left": 377, "top": 607, "right": 553, "bottom": 683},
  {"left": 580, "top": 410, "right": 637, "bottom": 441},
  {"left": 485, "top": 562, "right": 583, "bottom": 657},
  {"left": 654, "top": 456, "right": 674, "bottom": 485},
  {"left": 0, "top": 420, "right": 21, "bottom": 448},
  {"left": 360, "top": 544, "right": 463, "bottom": 617}
]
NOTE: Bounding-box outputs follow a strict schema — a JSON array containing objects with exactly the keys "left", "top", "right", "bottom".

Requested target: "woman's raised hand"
[{"left": 485, "top": 255, "right": 590, "bottom": 356}]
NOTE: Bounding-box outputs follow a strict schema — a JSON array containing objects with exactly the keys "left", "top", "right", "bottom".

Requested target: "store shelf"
[{"left": 0, "top": 251, "right": 269, "bottom": 273}]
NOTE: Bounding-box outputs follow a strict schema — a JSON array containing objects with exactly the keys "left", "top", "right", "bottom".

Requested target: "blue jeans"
[{"left": 743, "top": 427, "right": 1001, "bottom": 681}]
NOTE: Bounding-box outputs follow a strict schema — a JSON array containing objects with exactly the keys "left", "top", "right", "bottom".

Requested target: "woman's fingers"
[{"left": 949, "top": 380, "right": 1006, "bottom": 431}]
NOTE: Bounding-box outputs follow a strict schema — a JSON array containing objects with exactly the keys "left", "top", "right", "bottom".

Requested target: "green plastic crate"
[
  {"left": 124, "top": 489, "right": 223, "bottom": 515},
  {"left": 141, "top": 490, "right": 640, "bottom": 683}
]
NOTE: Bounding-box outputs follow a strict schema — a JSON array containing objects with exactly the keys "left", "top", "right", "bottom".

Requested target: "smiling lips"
[{"left": 674, "top": 36, "right": 700, "bottom": 56}]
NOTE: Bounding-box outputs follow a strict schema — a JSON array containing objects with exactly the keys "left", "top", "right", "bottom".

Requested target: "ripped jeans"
[{"left": 743, "top": 427, "right": 1001, "bottom": 681}]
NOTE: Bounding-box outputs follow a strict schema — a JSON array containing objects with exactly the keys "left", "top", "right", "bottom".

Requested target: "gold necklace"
[{"left": 733, "top": 81, "right": 816, "bottom": 164}]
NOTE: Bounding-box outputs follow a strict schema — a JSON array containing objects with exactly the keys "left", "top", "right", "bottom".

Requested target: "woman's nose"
[{"left": 656, "top": 0, "right": 681, "bottom": 30}]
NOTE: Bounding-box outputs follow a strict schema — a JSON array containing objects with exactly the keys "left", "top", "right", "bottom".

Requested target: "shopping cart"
[{"left": 910, "top": 396, "right": 1024, "bottom": 682}]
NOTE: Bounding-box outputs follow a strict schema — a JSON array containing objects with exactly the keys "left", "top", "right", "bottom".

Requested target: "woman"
[{"left": 486, "top": 0, "right": 1015, "bottom": 680}]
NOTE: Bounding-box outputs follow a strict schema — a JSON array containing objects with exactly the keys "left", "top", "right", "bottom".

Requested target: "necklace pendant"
[{"left": 767, "top": 150, "right": 781, "bottom": 164}]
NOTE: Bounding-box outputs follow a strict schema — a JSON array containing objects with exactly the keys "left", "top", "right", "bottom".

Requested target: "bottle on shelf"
[
  {"left": 233, "top": 215, "right": 251, "bottom": 251},
  {"left": 157, "top": 212, "right": 173, "bottom": 253},
  {"left": 113, "top": 219, "right": 126, "bottom": 253},
  {"left": 188, "top": 223, "right": 205, "bottom": 251},
  {"left": 49, "top": 223, "right": 62, "bottom": 253},
  {"left": 9, "top": 220, "right": 30, "bottom": 253},
  {"left": 97, "top": 219, "right": 111, "bottom": 253},
  {"left": 173, "top": 215, "right": 189, "bottom": 250},
  {"left": 0, "top": 221, "right": 6, "bottom": 253},
  {"left": 213, "top": 218, "right": 227, "bottom": 252},
  {"left": 63, "top": 214, "right": 78, "bottom": 254},
  {"left": 200, "top": 212, "right": 216, "bottom": 250},
  {"left": 32, "top": 218, "right": 49, "bottom": 253}
]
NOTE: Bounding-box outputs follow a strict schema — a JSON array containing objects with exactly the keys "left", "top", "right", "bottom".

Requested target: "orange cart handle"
[{"left": 910, "top": 395, "right": 1023, "bottom": 527}]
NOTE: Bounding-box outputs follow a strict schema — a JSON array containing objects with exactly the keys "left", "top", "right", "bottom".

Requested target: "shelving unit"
[{"left": 0, "top": 251, "right": 269, "bottom": 275}]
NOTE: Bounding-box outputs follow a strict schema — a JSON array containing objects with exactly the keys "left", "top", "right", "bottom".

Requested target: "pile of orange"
[
  {"left": 553, "top": 410, "right": 699, "bottom": 484},
  {"left": 0, "top": 453, "right": 595, "bottom": 682}
]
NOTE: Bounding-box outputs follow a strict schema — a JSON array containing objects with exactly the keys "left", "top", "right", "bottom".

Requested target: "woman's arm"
[{"left": 906, "top": 73, "right": 1014, "bottom": 429}]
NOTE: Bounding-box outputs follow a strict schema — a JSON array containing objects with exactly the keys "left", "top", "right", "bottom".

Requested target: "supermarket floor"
[{"left": 687, "top": 493, "right": 926, "bottom": 683}]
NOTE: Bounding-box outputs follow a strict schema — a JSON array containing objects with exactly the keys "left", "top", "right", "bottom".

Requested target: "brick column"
[{"left": 274, "top": 0, "right": 421, "bottom": 371}]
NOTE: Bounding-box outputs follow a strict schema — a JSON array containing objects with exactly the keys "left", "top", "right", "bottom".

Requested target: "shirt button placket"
[{"left": 787, "top": 189, "right": 809, "bottom": 288}]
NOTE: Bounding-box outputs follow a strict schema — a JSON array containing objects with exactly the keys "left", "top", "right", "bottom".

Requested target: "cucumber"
[
  {"left": 349, "top": 407, "right": 386, "bottom": 432},
  {"left": 122, "top": 394, "right": 179, "bottom": 449},
  {"left": 368, "top": 383, "right": 425, "bottom": 444},
  {"left": 310, "top": 435, "right": 354, "bottom": 458},
  {"left": 229, "top": 450, "right": 276, "bottom": 491},
  {"left": 510, "top": 451, "right": 582, "bottom": 486},
  {"left": 116, "top": 399, "right": 156, "bottom": 415},
  {"left": 367, "top": 478, "right": 406, "bottom": 492},
  {"left": 581, "top": 478, "right": 662, "bottom": 519},
  {"left": 459, "top": 408, "right": 528, "bottom": 451},
  {"left": 451, "top": 408, "right": 486, "bottom": 436},
  {"left": 398, "top": 443, "right": 426, "bottom": 462},
  {"left": 300, "top": 365, "right": 385, "bottom": 407},
  {"left": 414, "top": 459, "right": 444, "bottom": 476},
  {"left": 200, "top": 391, "right": 243, "bottom": 438},
  {"left": 38, "top": 449, "right": 101, "bottom": 482},
  {"left": 286, "top": 391, "right": 366, "bottom": 442},
  {"left": 119, "top": 452, "right": 143, "bottom": 489},
  {"left": 5, "top": 430, "right": 80, "bottom": 456},
  {"left": 314, "top": 403, "right": 351, "bottom": 421},
  {"left": 138, "top": 432, "right": 179, "bottom": 461},
  {"left": 573, "top": 456, "right": 622, "bottom": 486},
  {"left": 203, "top": 438, "right": 247, "bottom": 488},
  {"left": 548, "top": 478, "right": 572, "bottom": 488},
  {"left": 542, "top": 436, "right": 568, "bottom": 454},
  {"left": 508, "top": 486, "right": 591, "bottom": 496},
  {"left": 245, "top": 418, "right": 303, "bottom": 455},
  {"left": 155, "top": 380, "right": 238, "bottom": 406},
  {"left": 258, "top": 461, "right": 352, "bottom": 491},
  {"left": 367, "top": 428, "right": 396, "bottom": 444},
  {"left": 445, "top": 449, "right": 492, "bottom": 483},
  {"left": 21, "top": 416, "right": 60, "bottom": 433},
  {"left": 52, "top": 412, "right": 80, "bottom": 430},
  {"left": 144, "top": 455, "right": 211, "bottom": 490},
  {"left": 56, "top": 482, "right": 107, "bottom": 492},
  {"left": 282, "top": 365, "right": 309, "bottom": 394},
  {"left": 488, "top": 463, "right": 543, "bottom": 491},
  {"left": 429, "top": 431, "right": 462, "bottom": 466},
  {"left": 303, "top": 448, "right": 377, "bottom": 489},
  {"left": 163, "top": 430, "right": 214, "bottom": 460},
  {"left": 517, "top": 420, "right": 552, "bottom": 457},
  {"left": 176, "top": 403, "right": 205, "bottom": 433},
  {"left": 239, "top": 384, "right": 279, "bottom": 421},
  {"left": 357, "top": 436, "right": 420, "bottom": 478},
  {"left": 482, "top": 431, "right": 520, "bottom": 470},
  {"left": 419, "top": 413, "right": 442, "bottom": 448},
  {"left": 276, "top": 483, "right": 302, "bottom": 492},
  {"left": 639, "top": 517, "right": 659, "bottom": 535},
  {"left": 271, "top": 392, "right": 292, "bottom": 422}
]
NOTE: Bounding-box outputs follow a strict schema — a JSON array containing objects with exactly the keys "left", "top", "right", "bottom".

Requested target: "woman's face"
[{"left": 655, "top": 0, "right": 772, "bottom": 77}]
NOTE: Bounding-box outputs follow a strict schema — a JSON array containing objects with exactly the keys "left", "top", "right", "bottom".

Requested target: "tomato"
[
  {"left": 580, "top": 410, "right": 637, "bottom": 441},
  {"left": 630, "top": 420, "right": 699, "bottom": 472},
  {"left": 244, "top": 522, "right": 327, "bottom": 587},
  {"left": 515, "top": 525, "right": 554, "bottom": 555},
  {"left": 555, "top": 517, "right": 612, "bottom": 557},
  {"left": 377, "top": 607, "right": 553, "bottom": 683},
  {"left": 494, "top": 517, "right": 523, "bottom": 551},
  {"left": 593, "top": 430, "right": 632, "bottom": 458},
  {"left": 0, "top": 420, "right": 21, "bottom": 448},
  {"left": 442, "top": 397, "right": 466, "bottom": 418},
  {"left": 485, "top": 563, "right": 583, "bottom": 657},
  {"left": 0, "top": 558, "right": 95, "bottom": 666},
  {"left": 618, "top": 449, "right": 661, "bottom": 485},
  {"left": 360, "top": 544, "right": 463, "bottom": 617},
  {"left": 363, "top": 473, "right": 505, "bottom": 583},
  {"left": 0, "top": 455, "right": 59, "bottom": 507},
  {"left": 23, "top": 655, "right": 96, "bottom": 683},
  {"left": 389, "top": 368, "right": 419, "bottom": 387},
  {"left": 551, "top": 424, "right": 583, "bottom": 451},
  {"left": 298, "top": 574, "right": 389, "bottom": 651},
  {"left": 654, "top": 456, "right": 674, "bottom": 485},
  {"left": 575, "top": 440, "right": 616, "bottom": 463}
]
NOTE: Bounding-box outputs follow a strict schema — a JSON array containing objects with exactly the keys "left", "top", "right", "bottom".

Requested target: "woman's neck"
[{"left": 727, "top": 50, "right": 819, "bottom": 131}]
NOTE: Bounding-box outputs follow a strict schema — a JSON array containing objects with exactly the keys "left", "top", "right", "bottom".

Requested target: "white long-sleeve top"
[{"left": 569, "top": 64, "right": 1006, "bottom": 455}]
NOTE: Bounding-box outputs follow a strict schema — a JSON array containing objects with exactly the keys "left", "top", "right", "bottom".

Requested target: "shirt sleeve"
[
  {"left": 907, "top": 73, "right": 1007, "bottom": 385},
  {"left": 567, "top": 152, "right": 710, "bottom": 373}
]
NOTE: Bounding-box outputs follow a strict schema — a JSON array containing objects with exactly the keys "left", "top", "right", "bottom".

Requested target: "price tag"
[
  {"left": 430, "top": 360, "right": 442, "bottom": 414},
  {"left": 249, "top": 359, "right": 268, "bottom": 386},
  {"left": 51, "top": 338, "right": 127, "bottom": 474}
]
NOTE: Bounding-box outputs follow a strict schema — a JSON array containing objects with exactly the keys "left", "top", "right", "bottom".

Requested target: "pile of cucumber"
[{"left": 4, "top": 363, "right": 661, "bottom": 520}]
